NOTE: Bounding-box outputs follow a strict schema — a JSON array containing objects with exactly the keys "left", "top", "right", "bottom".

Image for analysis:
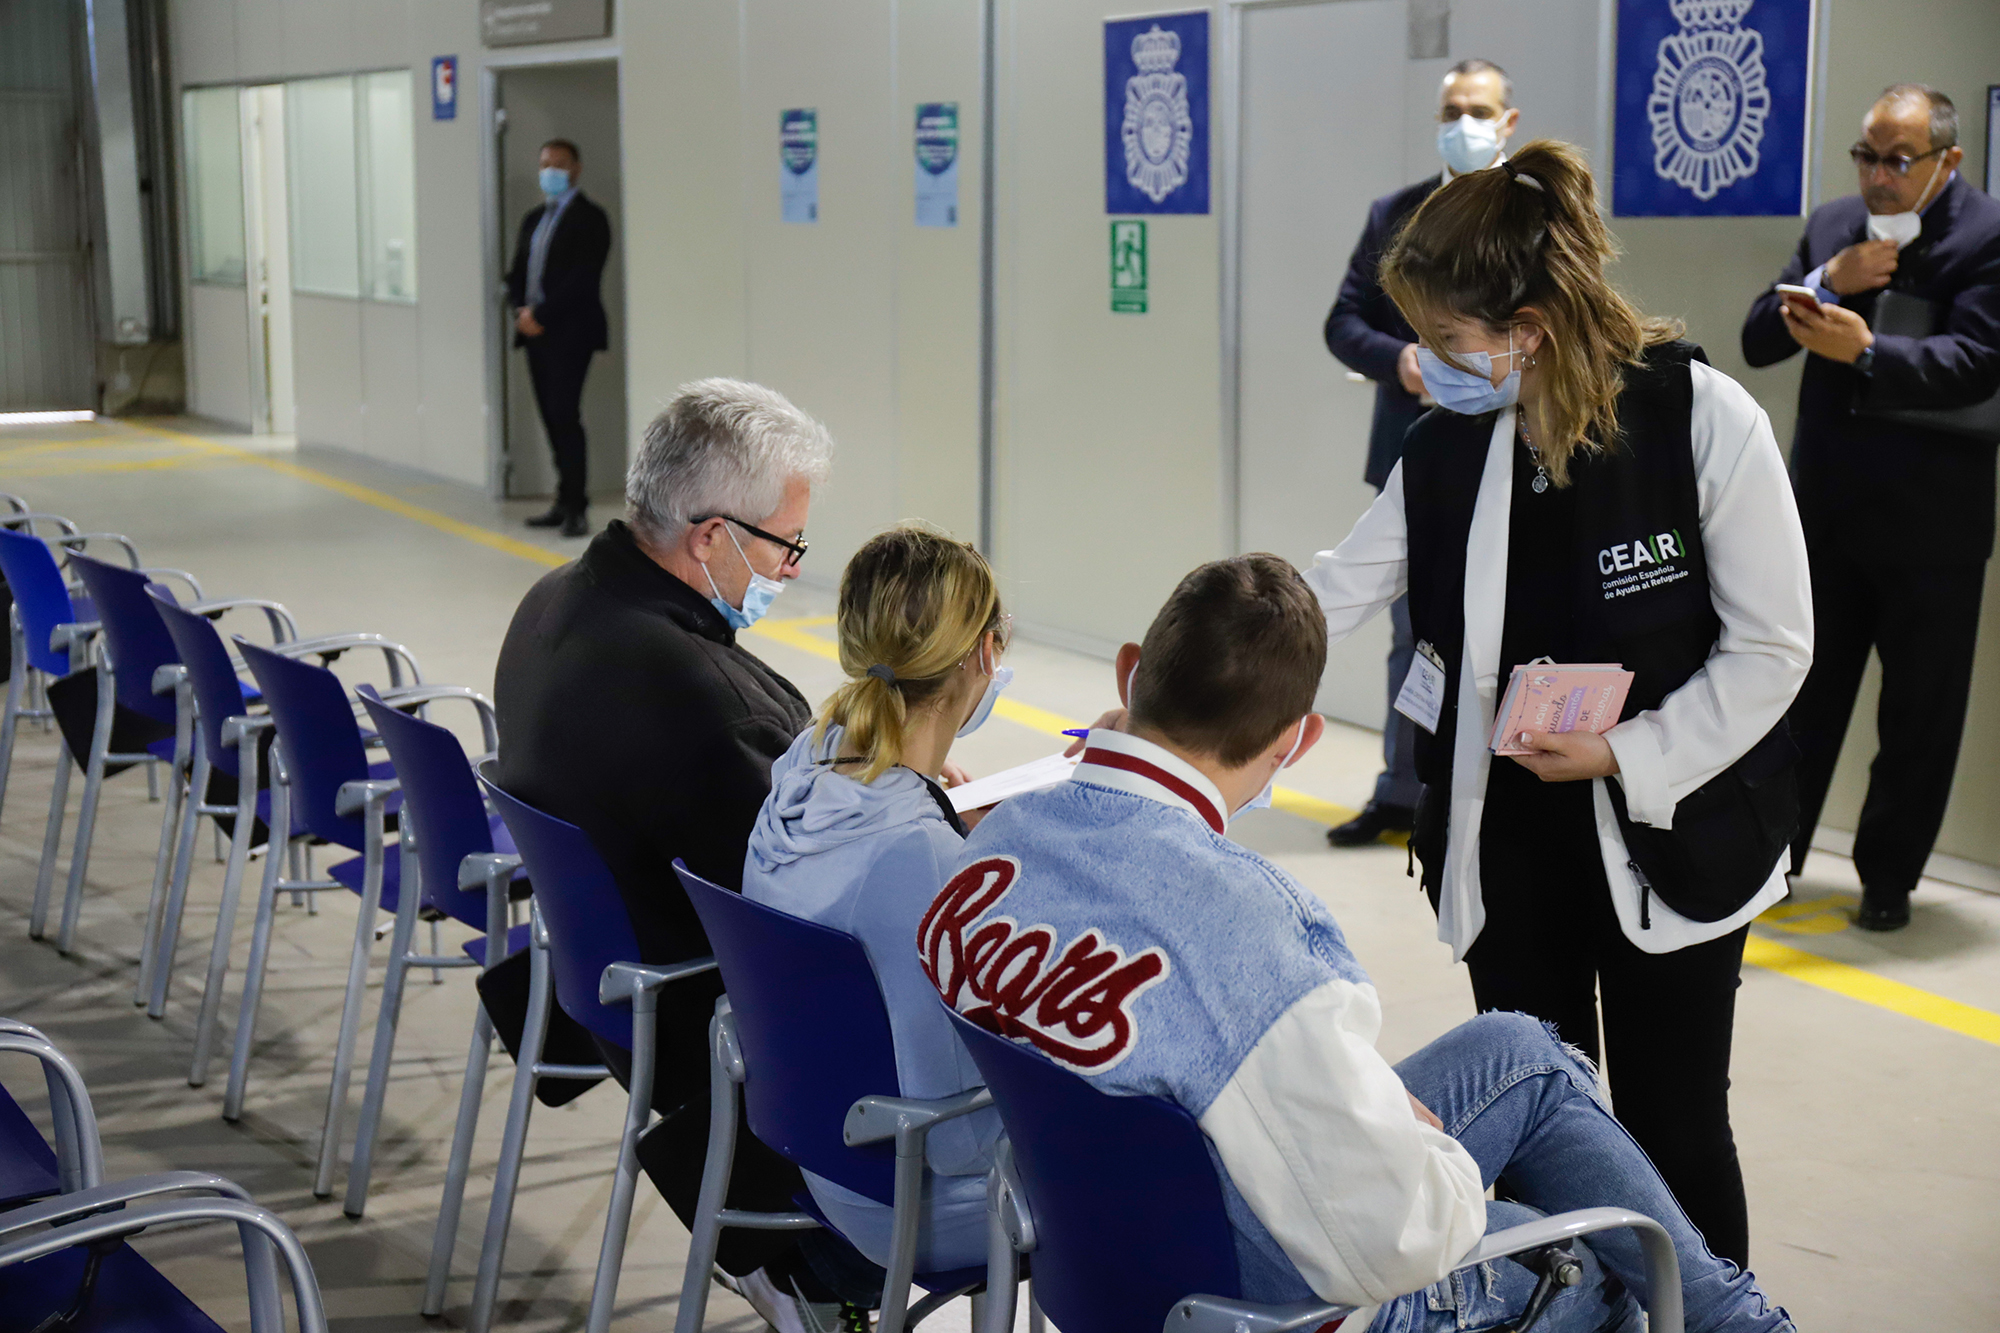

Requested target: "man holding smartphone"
[{"left": 1742, "top": 84, "right": 2000, "bottom": 930}]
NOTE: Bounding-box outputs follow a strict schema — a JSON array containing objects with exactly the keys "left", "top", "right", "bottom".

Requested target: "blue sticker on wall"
[
  {"left": 1104, "top": 10, "right": 1209, "bottom": 216},
  {"left": 431, "top": 56, "right": 457, "bottom": 121},
  {"left": 1613, "top": 0, "right": 1814, "bottom": 216},
  {"left": 781, "top": 108, "right": 819, "bottom": 224}
]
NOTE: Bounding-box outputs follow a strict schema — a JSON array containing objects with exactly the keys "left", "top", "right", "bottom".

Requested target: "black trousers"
[
  {"left": 1787, "top": 540, "right": 1987, "bottom": 894},
  {"left": 1463, "top": 797, "right": 1752, "bottom": 1269},
  {"left": 525, "top": 338, "right": 594, "bottom": 515}
]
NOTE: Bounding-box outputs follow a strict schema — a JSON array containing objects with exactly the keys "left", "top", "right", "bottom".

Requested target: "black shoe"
[
  {"left": 1854, "top": 886, "right": 1912, "bottom": 932},
  {"left": 524, "top": 505, "right": 567, "bottom": 529},
  {"left": 1327, "top": 800, "right": 1415, "bottom": 848},
  {"left": 560, "top": 510, "right": 590, "bottom": 538}
]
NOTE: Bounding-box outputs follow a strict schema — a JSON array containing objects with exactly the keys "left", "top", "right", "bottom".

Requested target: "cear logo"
[{"left": 1599, "top": 530, "right": 1687, "bottom": 575}]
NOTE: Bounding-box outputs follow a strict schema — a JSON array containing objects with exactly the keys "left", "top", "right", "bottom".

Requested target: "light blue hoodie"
[{"left": 743, "top": 724, "right": 1001, "bottom": 1272}]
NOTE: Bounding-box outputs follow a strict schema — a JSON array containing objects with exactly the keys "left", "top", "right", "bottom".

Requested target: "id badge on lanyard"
[{"left": 1394, "top": 640, "right": 1449, "bottom": 734}]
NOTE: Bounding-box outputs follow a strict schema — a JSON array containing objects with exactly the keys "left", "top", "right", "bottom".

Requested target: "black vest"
[{"left": 1402, "top": 342, "right": 1797, "bottom": 925}]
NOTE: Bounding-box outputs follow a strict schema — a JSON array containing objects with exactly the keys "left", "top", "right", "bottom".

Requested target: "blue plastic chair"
[
  {"left": 471, "top": 768, "right": 713, "bottom": 1333},
  {"left": 346, "top": 684, "right": 527, "bottom": 1226},
  {"left": 945, "top": 1010, "right": 1690, "bottom": 1333},
  {"left": 675, "top": 863, "right": 1020, "bottom": 1333},
  {"left": 0, "top": 511, "right": 80, "bottom": 791},
  {"left": 143, "top": 589, "right": 300, "bottom": 1027},
  {"left": 229, "top": 634, "right": 421, "bottom": 1197},
  {"left": 0, "top": 1020, "right": 329, "bottom": 1333}
]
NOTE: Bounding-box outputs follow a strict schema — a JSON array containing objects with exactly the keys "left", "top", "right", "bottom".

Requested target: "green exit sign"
[{"left": 1110, "top": 220, "right": 1147, "bottom": 314}]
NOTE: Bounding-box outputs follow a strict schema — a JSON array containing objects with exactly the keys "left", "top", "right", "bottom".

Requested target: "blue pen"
[{"left": 1062, "top": 728, "right": 1090, "bottom": 740}]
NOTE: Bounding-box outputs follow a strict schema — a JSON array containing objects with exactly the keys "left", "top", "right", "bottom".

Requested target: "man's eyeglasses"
[
  {"left": 698, "top": 514, "right": 809, "bottom": 566},
  {"left": 1849, "top": 143, "right": 1946, "bottom": 177}
]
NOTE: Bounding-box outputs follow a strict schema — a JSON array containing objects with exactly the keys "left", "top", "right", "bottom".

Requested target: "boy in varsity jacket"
[{"left": 922, "top": 556, "right": 1793, "bottom": 1333}]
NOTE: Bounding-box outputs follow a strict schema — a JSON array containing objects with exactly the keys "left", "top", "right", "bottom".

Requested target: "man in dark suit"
[
  {"left": 506, "top": 138, "right": 612, "bottom": 538},
  {"left": 1742, "top": 84, "right": 2000, "bottom": 930},
  {"left": 1321, "top": 58, "right": 1518, "bottom": 847}
]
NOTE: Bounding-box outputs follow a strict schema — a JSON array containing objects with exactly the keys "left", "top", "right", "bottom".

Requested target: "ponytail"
[
  {"left": 816, "top": 524, "right": 1002, "bottom": 783},
  {"left": 1380, "top": 139, "right": 1682, "bottom": 485}
]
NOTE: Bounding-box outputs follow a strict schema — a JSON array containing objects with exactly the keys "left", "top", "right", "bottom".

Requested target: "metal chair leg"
[
  {"left": 56, "top": 657, "right": 117, "bottom": 954},
  {"left": 28, "top": 738, "right": 73, "bottom": 941},
  {"left": 673, "top": 1003, "right": 744, "bottom": 1333},
  {"left": 312, "top": 812, "right": 388, "bottom": 1199},
  {"left": 584, "top": 997, "right": 657, "bottom": 1333},
  {"left": 423, "top": 1009, "right": 496, "bottom": 1317},
  {"left": 0, "top": 627, "right": 27, "bottom": 827},
  {"left": 343, "top": 837, "right": 421, "bottom": 1217},
  {"left": 135, "top": 690, "right": 193, "bottom": 1005},
  {"left": 224, "top": 782, "right": 291, "bottom": 1122},
  {"left": 148, "top": 743, "right": 211, "bottom": 1019},
  {"left": 467, "top": 920, "right": 555, "bottom": 1333},
  {"left": 189, "top": 731, "right": 263, "bottom": 1087}
]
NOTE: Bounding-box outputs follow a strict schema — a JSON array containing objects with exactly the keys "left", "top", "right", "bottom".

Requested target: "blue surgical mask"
[
  {"left": 1437, "top": 115, "right": 1504, "bottom": 176},
  {"left": 1416, "top": 328, "right": 1522, "bottom": 415},
  {"left": 956, "top": 649, "right": 1014, "bottom": 738},
  {"left": 1238, "top": 719, "right": 1308, "bottom": 819},
  {"left": 702, "top": 525, "right": 786, "bottom": 631},
  {"left": 538, "top": 166, "right": 572, "bottom": 198}
]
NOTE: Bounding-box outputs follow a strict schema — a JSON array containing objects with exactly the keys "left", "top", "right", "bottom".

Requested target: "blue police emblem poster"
[
  {"left": 1104, "top": 10, "right": 1209, "bottom": 216},
  {"left": 1613, "top": 0, "right": 1814, "bottom": 217}
]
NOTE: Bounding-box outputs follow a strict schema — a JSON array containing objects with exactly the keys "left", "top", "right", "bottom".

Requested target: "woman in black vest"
[{"left": 1304, "top": 140, "right": 1812, "bottom": 1269}]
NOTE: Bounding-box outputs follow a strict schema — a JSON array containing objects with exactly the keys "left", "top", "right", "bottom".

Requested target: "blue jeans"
[{"left": 1370, "top": 1013, "right": 1794, "bottom": 1333}]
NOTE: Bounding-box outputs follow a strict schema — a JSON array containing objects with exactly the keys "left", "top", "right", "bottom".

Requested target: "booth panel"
[
  {"left": 291, "top": 293, "right": 364, "bottom": 450},
  {"left": 360, "top": 299, "right": 422, "bottom": 463},
  {"left": 186, "top": 283, "right": 254, "bottom": 429}
]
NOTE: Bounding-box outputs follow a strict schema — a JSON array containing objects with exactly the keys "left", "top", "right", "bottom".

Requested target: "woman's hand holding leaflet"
[{"left": 1507, "top": 728, "right": 1619, "bottom": 782}]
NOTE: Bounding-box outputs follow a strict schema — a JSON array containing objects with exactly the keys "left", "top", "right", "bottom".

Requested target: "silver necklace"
[{"left": 1520, "top": 415, "right": 1550, "bottom": 493}]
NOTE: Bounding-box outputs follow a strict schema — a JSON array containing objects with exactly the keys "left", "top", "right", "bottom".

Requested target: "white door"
[
  {"left": 1234, "top": 0, "right": 1416, "bottom": 728},
  {"left": 242, "top": 85, "right": 295, "bottom": 435}
]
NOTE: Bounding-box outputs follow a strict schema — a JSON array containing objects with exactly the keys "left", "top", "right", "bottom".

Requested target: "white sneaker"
[{"left": 735, "top": 1266, "right": 848, "bottom": 1333}]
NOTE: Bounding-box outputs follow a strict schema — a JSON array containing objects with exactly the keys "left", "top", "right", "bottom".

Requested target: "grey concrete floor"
[{"left": 0, "top": 418, "right": 1991, "bottom": 1331}]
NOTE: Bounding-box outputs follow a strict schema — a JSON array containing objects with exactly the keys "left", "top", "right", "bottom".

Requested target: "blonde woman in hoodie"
[{"left": 743, "top": 524, "right": 1010, "bottom": 1287}]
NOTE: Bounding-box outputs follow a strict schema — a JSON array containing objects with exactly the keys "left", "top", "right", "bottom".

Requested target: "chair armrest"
[
  {"left": 0, "top": 512, "right": 79, "bottom": 535},
  {"left": 1457, "top": 1207, "right": 1682, "bottom": 1333},
  {"left": 1168, "top": 1296, "right": 1356, "bottom": 1333},
  {"left": 375, "top": 684, "right": 499, "bottom": 753},
  {"left": 844, "top": 1087, "right": 995, "bottom": 1152},
  {"left": 458, "top": 851, "right": 523, "bottom": 891},
  {"left": 987, "top": 1137, "right": 1036, "bottom": 1254},
  {"left": 0, "top": 1171, "right": 254, "bottom": 1243},
  {"left": 599, "top": 958, "right": 718, "bottom": 1007},
  {"left": 57, "top": 533, "right": 141, "bottom": 567},
  {"left": 136, "top": 567, "right": 204, "bottom": 600},
  {"left": 334, "top": 778, "right": 400, "bottom": 818},
  {"left": 48, "top": 620, "right": 101, "bottom": 653},
  {"left": 189, "top": 597, "right": 299, "bottom": 643},
  {"left": 0, "top": 493, "right": 28, "bottom": 515},
  {"left": 219, "top": 713, "right": 273, "bottom": 748},
  {"left": 152, "top": 664, "right": 187, "bottom": 696},
  {"left": 272, "top": 633, "right": 423, "bottom": 685},
  {"left": 0, "top": 1033, "right": 102, "bottom": 1192}
]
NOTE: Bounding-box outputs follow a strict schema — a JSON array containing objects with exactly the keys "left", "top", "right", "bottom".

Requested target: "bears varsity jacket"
[{"left": 921, "top": 729, "right": 1486, "bottom": 1308}]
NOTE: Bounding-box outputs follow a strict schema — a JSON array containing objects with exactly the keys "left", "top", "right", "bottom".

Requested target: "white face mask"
[
  {"left": 1237, "top": 719, "right": 1308, "bottom": 820},
  {"left": 1865, "top": 162, "right": 1948, "bottom": 249},
  {"left": 955, "top": 641, "right": 1013, "bottom": 738},
  {"left": 1437, "top": 114, "right": 1504, "bottom": 176}
]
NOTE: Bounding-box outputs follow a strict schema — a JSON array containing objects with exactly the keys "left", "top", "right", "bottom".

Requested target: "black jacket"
[
  {"left": 505, "top": 191, "right": 612, "bottom": 352},
  {"left": 1325, "top": 175, "right": 1442, "bottom": 489},
  {"left": 1742, "top": 172, "right": 2000, "bottom": 563},
  {"left": 494, "top": 521, "right": 811, "bottom": 964}
]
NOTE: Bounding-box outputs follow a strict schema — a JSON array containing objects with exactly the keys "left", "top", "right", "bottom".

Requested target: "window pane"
[
  {"left": 286, "top": 76, "right": 360, "bottom": 298},
  {"left": 182, "top": 87, "right": 245, "bottom": 286},
  {"left": 359, "top": 70, "right": 418, "bottom": 302}
]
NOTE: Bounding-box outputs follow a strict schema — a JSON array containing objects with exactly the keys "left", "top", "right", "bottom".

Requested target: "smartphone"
[{"left": 1775, "top": 283, "right": 1822, "bottom": 310}]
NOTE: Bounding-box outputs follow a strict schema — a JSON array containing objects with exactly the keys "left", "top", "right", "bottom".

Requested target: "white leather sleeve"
[
  {"left": 1604, "top": 362, "right": 1814, "bottom": 827},
  {"left": 1304, "top": 463, "right": 1411, "bottom": 644},
  {"left": 1197, "top": 980, "right": 1486, "bottom": 1307}
]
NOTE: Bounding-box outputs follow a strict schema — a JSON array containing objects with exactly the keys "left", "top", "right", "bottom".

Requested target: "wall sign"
[
  {"left": 1613, "top": 0, "right": 1814, "bottom": 216},
  {"left": 915, "top": 102, "right": 960, "bottom": 228},
  {"left": 781, "top": 108, "right": 819, "bottom": 223},
  {"left": 481, "top": 0, "right": 610, "bottom": 48},
  {"left": 1111, "top": 220, "right": 1147, "bottom": 313},
  {"left": 431, "top": 57, "right": 458, "bottom": 120},
  {"left": 1104, "top": 11, "right": 1209, "bottom": 215}
]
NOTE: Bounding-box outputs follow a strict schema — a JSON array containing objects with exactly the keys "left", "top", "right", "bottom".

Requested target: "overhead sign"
[
  {"left": 480, "top": 0, "right": 610, "bottom": 48},
  {"left": 1613, "top": 0, "right": 1814, "bottom": 216},
  {"left": 431, "top": 57, "right": 457, "bottom": 120},
  {"left": 915, "top": 102, "right": 959, "bottom": 228},
  {"left": 781, "top": 108, "right": 819, "bottom": 224},
  {"left": 1103, "top": 10, "right": 1209, "bottom": 216}
]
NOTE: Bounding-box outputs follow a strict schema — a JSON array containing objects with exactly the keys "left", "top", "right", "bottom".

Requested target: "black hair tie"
[
  {"left": 866, "top": 664, "right": 897, "bottom": 683},
  {"left": 1502, "top": 160, "right": 1546, "bottom": 193}
]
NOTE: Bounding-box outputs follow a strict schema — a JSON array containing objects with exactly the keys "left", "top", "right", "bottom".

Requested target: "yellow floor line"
[
  {"left": 79, "top": 425, "right": 2000, "bottom": 1047},
  {"left": 0, "top": 454, "right": 235, "bottom": 480},
  {"left": 1744, "top": 935, "right": 2000, "bottom": 1047}
]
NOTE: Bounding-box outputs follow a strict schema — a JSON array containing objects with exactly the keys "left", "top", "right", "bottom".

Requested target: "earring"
[{"left": 1523, "top": 355, "right": 1538, "bottom": 369}]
